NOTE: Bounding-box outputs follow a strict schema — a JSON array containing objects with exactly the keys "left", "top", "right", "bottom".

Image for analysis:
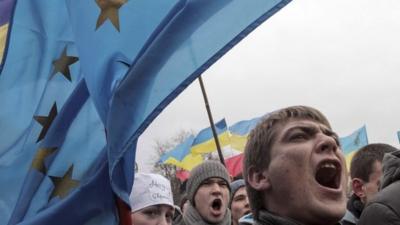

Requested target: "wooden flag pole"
[{"left": 198, "top": 76, "right": 225, "bottom": 166}]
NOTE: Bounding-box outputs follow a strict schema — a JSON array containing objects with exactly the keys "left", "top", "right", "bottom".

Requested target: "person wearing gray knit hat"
[
  {"left": 174, "top": 160, "right": 231, "bottom": 225},
  {"left": 230, "top": 179, "right": 250, "bottom": 225}
]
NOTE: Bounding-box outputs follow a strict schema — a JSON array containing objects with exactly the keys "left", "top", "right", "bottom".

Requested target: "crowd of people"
[{"left": 129, "top": 106, "right": 400, "bottom": 225}]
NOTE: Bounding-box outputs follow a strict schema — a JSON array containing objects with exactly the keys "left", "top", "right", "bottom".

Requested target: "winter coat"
[
  {"left": 358, "top": 150, "right": 400, "bottom": 225},
  {"left": 253, "top": 210, "right": 302, "bottom": 225},
  {"left": 253, "top": 210, "right": 342, "bottom": 225}
]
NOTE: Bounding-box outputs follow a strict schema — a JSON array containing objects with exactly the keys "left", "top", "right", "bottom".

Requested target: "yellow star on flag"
[
  {"left": 51, "top": 47, "right": 78, "bottom": 81},
  {"left": 95, "top": 0, "right": 127, "bottom": 31},
  {"left": 49, "top": 165, "right": 80, "bottom": 200},
  {"left": 34, "top": 103, "right": 58, "bottom": 143},
  {"left": 31, "top": 147, "right": 58, "bottom": 174}
]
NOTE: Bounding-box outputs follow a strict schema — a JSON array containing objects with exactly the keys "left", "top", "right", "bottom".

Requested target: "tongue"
[{"left": 316, "top": 167, "right": 337, "bottom": 188}]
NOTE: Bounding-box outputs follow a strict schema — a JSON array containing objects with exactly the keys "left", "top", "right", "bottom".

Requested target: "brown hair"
[
  {"left": 243, "top": 105, "right": 331, "bottom": 218},
  {"left": 350, "top": 143, "right": 397, "bottom": 181}
]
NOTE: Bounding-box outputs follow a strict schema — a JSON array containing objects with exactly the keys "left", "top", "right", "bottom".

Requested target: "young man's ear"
[
  {"left": 247, "top": 166, "right": 271, "bottom": 191},
  {"left": 352, "top": 178, "right": 365, "bottom": 199}
]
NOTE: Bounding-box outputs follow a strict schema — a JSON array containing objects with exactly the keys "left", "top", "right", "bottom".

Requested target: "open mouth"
[
  {"left": 211, "top": 198, "right": 222, "bottom": 211},
  {"left": 315, "top": 160, "right": 341, "bottom": 189}
]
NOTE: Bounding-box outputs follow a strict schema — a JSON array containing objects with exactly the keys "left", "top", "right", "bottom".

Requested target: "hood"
[{"left": 381, "top": 150, "right": 400, "bottom": 189}]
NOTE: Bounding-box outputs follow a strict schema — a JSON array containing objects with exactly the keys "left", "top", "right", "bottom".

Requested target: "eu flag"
[{"left": 0, "top": 0, "right": 291, "bottom": 224}]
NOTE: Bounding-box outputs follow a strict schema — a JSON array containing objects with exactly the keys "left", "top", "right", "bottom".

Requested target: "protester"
[
  {"left": 358, "top": 150, "right": 400, "bottom": 225},
  {"left": 341, "top": 143, "right": 397, "bottom": 225},
  {"left": 129, "top": 173, "right": 175, "bottom": 225},
  {"left": 230, "top": 179, "right": 250, "bottom": 225},
  {"left": 243, "top": 105, "right": 348, "bottom": 225},
  {"left": 174, "top": 160, "right": 231, "bottom": 225}
]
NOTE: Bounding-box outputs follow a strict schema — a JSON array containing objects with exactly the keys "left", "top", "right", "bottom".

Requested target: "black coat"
[{"left": 358, "top": 151, "right": 400, "bottom": 225}]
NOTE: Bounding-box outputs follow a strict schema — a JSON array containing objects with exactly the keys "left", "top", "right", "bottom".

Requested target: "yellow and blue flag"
[
  {"left": 339, "top": 125, "right": 369, "bottom": 168},
  {"left": 191, "top": 119, "right": 230, "bottom": 154},
  {"left": 160, "top": 135, "right": 203, "bottom": 171},
  {"left": 229, "top": 116, "right": 262, "bottom": 151},
  {"left": 0, "top": 0, "right": 291, "bottom": 224}
]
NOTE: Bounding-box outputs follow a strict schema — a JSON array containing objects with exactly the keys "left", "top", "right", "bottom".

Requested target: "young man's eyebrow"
[{"left": 283, "top": 125, "right": 318, "bottom": 136}]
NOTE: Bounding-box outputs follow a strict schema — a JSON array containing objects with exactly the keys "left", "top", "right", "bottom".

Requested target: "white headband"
[{"left": 129, "top": 173, "right": 174, "bottom": 212}]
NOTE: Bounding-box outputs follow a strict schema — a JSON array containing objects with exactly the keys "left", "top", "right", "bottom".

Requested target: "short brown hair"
[
  {"left": 350, "top": 143, "right": 397, "bottom": 181},
  {"left": 243, "top": 105, "right": 331, "bottom": 218}
]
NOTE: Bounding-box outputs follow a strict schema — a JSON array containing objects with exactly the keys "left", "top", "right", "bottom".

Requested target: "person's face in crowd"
[
  {"left": 194, "top": 177, "right": 230, "bottom": 223},
  {"left": 259, "top": 119, "right": 347, "bottom": 225},
  {"left": 231, "top": 186, "right": 250, "bottom": 225},
  {"left": 361, "top": 160, "right": 383, "bottom": 204},
  {"left": 131, "top": 204, "right": 174, "bottom": 225}
]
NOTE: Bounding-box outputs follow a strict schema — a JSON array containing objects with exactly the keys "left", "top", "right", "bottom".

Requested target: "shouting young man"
[
  {"left": 243, "top": 105, "right": 348, "bottom": 225},
  {"left": 174, "top": 160, "right": 231, "bottom": 225}
]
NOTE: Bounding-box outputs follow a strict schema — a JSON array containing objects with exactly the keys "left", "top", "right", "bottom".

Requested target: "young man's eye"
[
  {"left": 218, "top": 181, "right": 228, "bottom": 186},
  {"left": 143, "top": 209, "right": 159, "bottom": 218},
  {"left": 234, "top": 195, "right": 245, "bottom": 202},
  {"left": 201, "top": 180, "right": 212, "bottom": 186},
  {"left": 291, "top": 133, "right": 307, "bottom": 140}
]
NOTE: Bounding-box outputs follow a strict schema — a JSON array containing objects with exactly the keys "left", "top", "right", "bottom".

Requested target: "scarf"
[{"left": 183, "top": 203, "right": 231, "bottom": 225}]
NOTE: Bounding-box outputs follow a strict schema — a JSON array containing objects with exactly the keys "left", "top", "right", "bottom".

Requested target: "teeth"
[{"left": 320, "top": 162, "right": 336, "bottom": 169}]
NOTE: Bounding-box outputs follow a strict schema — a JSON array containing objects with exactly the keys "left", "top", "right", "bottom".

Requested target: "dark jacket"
[
  {"left": 340, "top": 194, "right": 364, "bottom": 225},
  {"left": 358, "top": 151, "right": 400, "bottom": 225},
  {"left": 253, "top": 210, "right": 341, "bottom": 225},
  {"left": 254, "top": 210, "right": 302, "bottom": 225}
]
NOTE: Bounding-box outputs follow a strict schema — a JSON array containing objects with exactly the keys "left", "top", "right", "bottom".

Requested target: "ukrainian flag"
[
  {"left": 160, "top": 136, "right": 203, "bottom": 171},
  {"left": 191, "top": 119, "right": 230, "bottom": 154},
  {"left": 229, "top": 116, "right": 262, "bottom": 151},
  {"left": 339, "top": 125, "right": 368, "bottom": 169}
]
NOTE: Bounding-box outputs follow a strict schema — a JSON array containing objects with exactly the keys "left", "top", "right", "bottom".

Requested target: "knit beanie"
[
  {"left": 229, "top": 179, "right": 245, "bottom": 207},
  {"left": 186, "top": 160, "right": 231, "bottom": 205}
]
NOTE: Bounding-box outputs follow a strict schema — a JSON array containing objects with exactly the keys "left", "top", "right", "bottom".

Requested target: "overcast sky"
[{"left": 136, "top": 0, "right": 400, "bottom": 172}]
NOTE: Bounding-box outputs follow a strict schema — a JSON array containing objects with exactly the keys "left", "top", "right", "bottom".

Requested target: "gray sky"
[{"left": 137, "top": 0, "right": 400, "bottom": 172}]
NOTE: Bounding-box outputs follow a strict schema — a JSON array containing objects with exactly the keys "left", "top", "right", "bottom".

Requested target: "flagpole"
[{"left": 198, "top": 76, "right": 225, "bottom": 166}]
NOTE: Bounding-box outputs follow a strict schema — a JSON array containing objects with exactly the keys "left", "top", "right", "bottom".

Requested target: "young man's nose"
[
  {"left": 316, "top": 134, "right": 338, "bottom": 154},
  {"left": 210, "top": 182, "right": 223, "bottom": 193},
  {"left": 244, "top": 196, "right": 250, "bottom": 208}
]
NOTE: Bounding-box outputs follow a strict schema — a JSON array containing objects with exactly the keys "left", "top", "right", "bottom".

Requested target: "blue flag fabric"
[
  {"left": 160, "top": 135, "right": 196, "bottom": 162},
  {"left": 229, "top": 116, "right": 263, "bottom": 136},
  {"left": 105, "top": 0, "right": 292, "bottom": 202},
  {"left": 339, "top": 125, "right": 369, "bottom": 155},
  {"left": 0, "top": 0, "right": 291, "bottom": 224},
  {"left": 192, "top": 119, "right": 228, "bottom": 146}
]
